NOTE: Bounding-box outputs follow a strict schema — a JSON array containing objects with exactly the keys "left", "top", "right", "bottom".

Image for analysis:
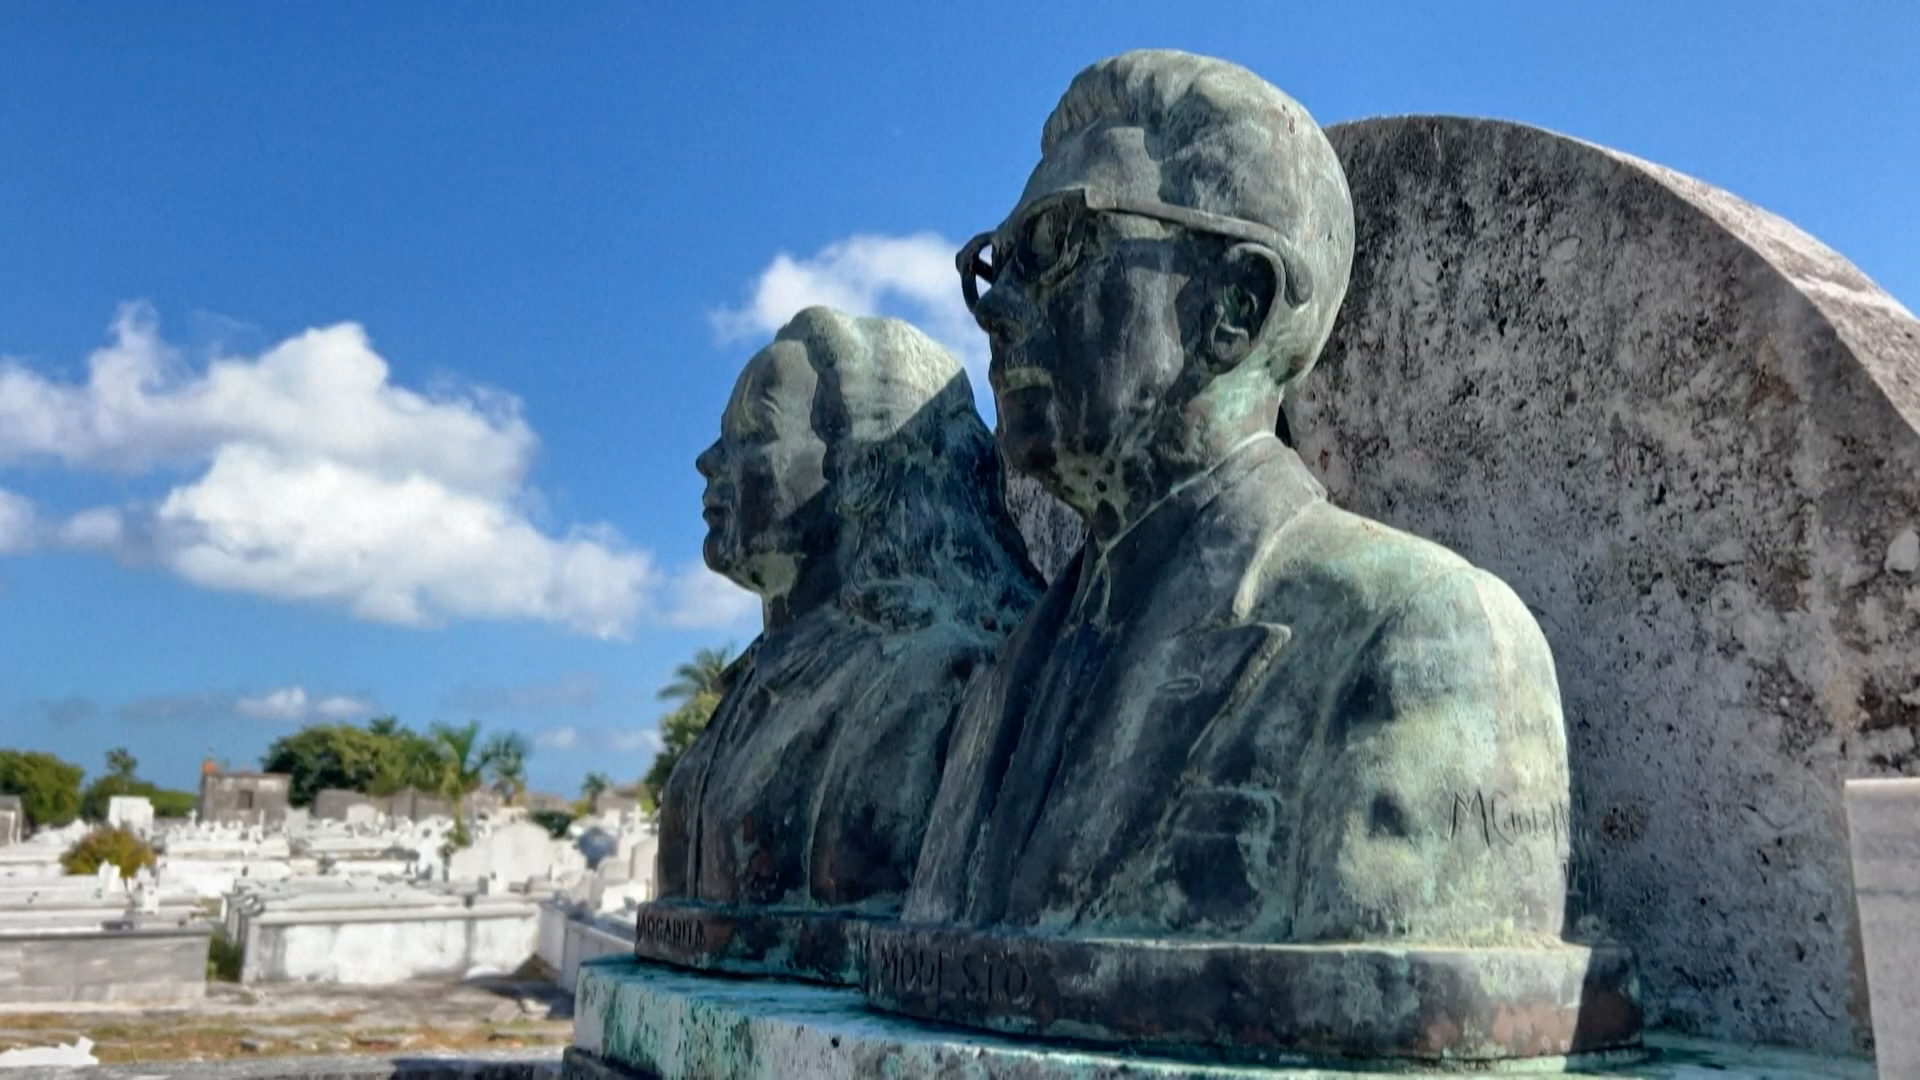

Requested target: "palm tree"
[
  {"left": 657, "top": 645, "right": 735, "bottom": 705},
  {"left": 481, "top": 732, "right": 530, "bottom": 803},
  {"left": 640, "top": 644, "right": 737, "bottom": 805},
  {"left": 581, "top": 772, "right": 611, "bottom": 803},
  {"left": 430, "top": 720, "right": 488, "bottom": 847}
]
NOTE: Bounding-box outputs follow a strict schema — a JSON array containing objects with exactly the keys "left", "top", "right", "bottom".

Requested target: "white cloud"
[
  {"left": 711, "top": 233, "right": 989, "bottom": 397},
  {"left": 663, "top": 565, "right": 758, "bottom": 630},
  {"left": 233, "top": 685, "right": 376, "bottom": 724},
  {"left": 0, "top": 305, "right": 529, "bottom": 493},
  {"left": 0, "top": 306, "right": 663, "bottom": 636},
  {"left": 534, "top": 726, "right": 580, "bottom": 751},
  {"left": 533, "top": 724, "right": 658, "bottom": 757},
  {"left": 315, "top": 694, "right": 374, "bottom": 721},
  {"left": 608, "top": 729, "right": 663, "bottom": 755},
  {"left": 58, "top": 506, "right": 125, "bottom": 550},
  {"left": 0, "top": 489, "right": 36, "bottom": 554},
  {"left": 155, "top": 444, "right": 653, "bottom": 635},
  {"left": 448, "top": 674, "right": 601, "bottom": 715}
]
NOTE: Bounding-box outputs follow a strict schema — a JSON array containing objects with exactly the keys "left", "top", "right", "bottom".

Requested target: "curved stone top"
[
  {"left": 1282, "top": 114, "right": 1920, "bottom": 1054},
  {"left": 1595, "top": 140, "right": 1920, "bottom": 425}
]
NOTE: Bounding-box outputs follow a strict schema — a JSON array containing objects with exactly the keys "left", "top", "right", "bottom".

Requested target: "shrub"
[
  {"left": 0, "top": 750, "right": 85, "bottom": 829},
  {"left": 206, "top": 929, "right": 243, "bottom": 982},
  {"left": 528, "top": 808, "right": 576, "bottom": 838},
  {"left": 60, "top": 826, "right": 158, "bottom": 877}
]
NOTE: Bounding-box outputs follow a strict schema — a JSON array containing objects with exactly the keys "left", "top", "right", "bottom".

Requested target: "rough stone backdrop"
[{"left": 1290, "top": 116, "right": 1920, "bottom": 1053}]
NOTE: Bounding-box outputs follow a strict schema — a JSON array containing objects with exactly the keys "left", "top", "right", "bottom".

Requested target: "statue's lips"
[
  {"left": 700, "top": 501, "right": 727, "bottom": 526},
  {"left": 995, "top": 367, "right": 1053, "bottom": 393}
]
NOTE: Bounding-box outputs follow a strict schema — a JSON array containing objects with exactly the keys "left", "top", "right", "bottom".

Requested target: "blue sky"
[{"left": 2, "top": 3, "right": 1915, "bottom": 798}]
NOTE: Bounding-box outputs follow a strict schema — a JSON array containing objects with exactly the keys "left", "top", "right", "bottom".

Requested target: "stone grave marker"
[
  {"left": 106, "top": 795, "right": 154, "bottom": 836},
  {"left": 1272, "top": 113, "right": 1920, "bottom": 1053},
  {"left": 1844, "top": 779, "right": 1920, "bottom": 1076}
]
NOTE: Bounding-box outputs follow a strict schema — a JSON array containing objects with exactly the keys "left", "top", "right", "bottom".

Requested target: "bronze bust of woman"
[{"left": 637, "top": 306, "right": 1041, "bottom": 984}]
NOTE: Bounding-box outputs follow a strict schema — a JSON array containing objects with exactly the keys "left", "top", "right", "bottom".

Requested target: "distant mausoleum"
[
  {"left": 592, "top": 790, "right": 639, "bottom": 816},
  {"left": 198, "top": 768, "right": 292, "bottom": 827}
]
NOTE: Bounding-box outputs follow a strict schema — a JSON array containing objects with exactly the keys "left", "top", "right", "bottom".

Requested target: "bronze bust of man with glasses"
[{"left": 862, "top": 50, "right": 1639, "bottom": 1065}]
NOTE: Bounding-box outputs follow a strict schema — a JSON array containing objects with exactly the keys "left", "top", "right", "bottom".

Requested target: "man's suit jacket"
[{"left": 904, "top": 436, "right": 1571, "bottom": 945}]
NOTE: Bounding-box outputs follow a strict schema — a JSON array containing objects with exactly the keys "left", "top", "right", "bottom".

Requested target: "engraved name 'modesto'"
[{"left": 871, "top": 936, "right": 1035, "bottom": 1009}]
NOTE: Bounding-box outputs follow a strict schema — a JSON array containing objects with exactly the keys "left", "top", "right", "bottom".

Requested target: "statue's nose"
[{"left": 972, "top": 282, "right": 1029, "bottom": 348}]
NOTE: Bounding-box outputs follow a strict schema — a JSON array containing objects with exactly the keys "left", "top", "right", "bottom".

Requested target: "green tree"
[
  {"left": 0, "top": 750, "right": 85, "bottom": 828},
  {"left": 79, "top": 775, "right": 138, "bottom": 822},
  {"left": 641, "top": 692, "right": 721, "bottom": 802},
  {"left": 80, "top": 747, "right": 195, "bottom": 822},
  {"left": 149, "top": 788, "right": 197, "bottom": 818},
  {"left": 640, "top": 644, "right": 734, "bottom": 805},
  {"left": 369, "top": 727, "right": 447, "bottom": 797},
  {"left": 260, "top": 718, "right": 466, "bottom": 806},
  {"left": 260, "top": 724, "right": 394, "bottom": 807},
  {"left": 481, "top": 731, "right": 530, "bottom": 802}
]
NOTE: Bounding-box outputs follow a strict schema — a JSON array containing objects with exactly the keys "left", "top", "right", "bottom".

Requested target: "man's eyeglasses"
[{"left": 956, "top": 187, "right": 1289, "bottom": 314}]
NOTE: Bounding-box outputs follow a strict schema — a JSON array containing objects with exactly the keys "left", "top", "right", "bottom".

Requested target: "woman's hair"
[{"left": 773, "top": 306, "right": 1043, "bottom": 637}]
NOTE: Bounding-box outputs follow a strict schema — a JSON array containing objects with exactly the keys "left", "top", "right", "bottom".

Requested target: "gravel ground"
[{"left": 0, "top": 976, "right": 575, "bottom": 1066}]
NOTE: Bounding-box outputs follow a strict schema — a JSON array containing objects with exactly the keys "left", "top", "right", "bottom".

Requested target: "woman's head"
[{"left": 695, "top": 307, "right": 1040, "bottom": 631}]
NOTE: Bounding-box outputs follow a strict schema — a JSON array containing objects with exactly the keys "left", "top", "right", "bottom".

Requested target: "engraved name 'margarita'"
[{"left": 635, "top": 910, "right": 708, "bottom": 951}]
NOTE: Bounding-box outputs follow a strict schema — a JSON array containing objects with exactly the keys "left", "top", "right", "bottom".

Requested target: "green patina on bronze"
[
  {"left": 637, "top": 307, "right": 1042, "bottom": 985},
  {"left": 872, "top": 49, "right": 1637, "bottom": 1060}
]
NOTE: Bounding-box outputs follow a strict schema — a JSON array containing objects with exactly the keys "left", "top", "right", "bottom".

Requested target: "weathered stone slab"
[
  {"left": 570, "top": 957, "right": 1866, "bottom": 1080},
  {"left": 862, "top": 923, "right": 1639, "bottom": 1065},
  {"left": 630, "top": 899, "right": 867, "bottom": 986},
  {"left": 0, "top": 925, "right": 212, "bottom": 1004},
  {"left": 0, "top": 794, "right": 24, "bottom": 847},
  {"left": 1260, "top": 115, "right": 1920, "bottom": 1054},
  {"left": 1843, "top": 778, "right": 1920, "bottom": 1076},
  {"left": 0, "top": 1052, "right": 561, "bottom": 1080}
]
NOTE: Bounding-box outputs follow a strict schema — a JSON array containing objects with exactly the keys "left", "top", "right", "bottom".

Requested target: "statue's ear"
[
  {"left": 1207, "top": 242, "right": 1305, "bottom": 375},
  {"left": 833, "top": 440, "right": 900, "bottom": 517}
]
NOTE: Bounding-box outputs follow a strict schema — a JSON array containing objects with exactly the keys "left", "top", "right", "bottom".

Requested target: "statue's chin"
[
  {"left": 996, "top": 394, "right": 1060, "bottom": 482},
  {"left": 702, "top": 535, "right": 739, "bottom": 582}
]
